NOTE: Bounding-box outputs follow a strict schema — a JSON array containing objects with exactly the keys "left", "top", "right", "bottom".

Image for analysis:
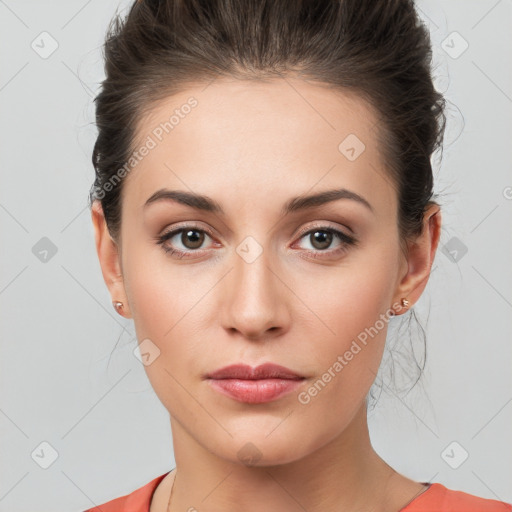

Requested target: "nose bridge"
[{"left": 222, "top": 234, "right": 288, "bottom": 338}]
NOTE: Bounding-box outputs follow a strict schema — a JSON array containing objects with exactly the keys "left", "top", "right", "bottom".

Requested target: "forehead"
[{"left": 123, "top": 77, "right": 396, "bottom": 217}]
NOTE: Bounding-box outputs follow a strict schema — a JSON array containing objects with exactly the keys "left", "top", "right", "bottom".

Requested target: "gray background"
[{"left": 1, "top": 0, "right": 511, "bottom": 510}]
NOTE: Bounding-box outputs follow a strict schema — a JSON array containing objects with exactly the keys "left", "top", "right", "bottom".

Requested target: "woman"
[{"left": 85, "top": 0, "right": 511, "bottom": 510}]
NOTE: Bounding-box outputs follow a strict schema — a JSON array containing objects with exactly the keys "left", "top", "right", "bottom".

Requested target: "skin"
[{"left": 91, "top": 77, "right": 441, "bottom": 511}]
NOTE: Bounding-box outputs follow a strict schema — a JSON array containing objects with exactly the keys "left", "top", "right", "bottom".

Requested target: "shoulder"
[
  {"left": 404, "top": 482, "right": 512, "bottom": 512},
  {"left": 82, "top": 472, "right": 170, "bottom": 512}
]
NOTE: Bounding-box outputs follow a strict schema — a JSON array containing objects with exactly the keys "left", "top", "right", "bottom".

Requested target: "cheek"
[
  {"left": 123, "top": 238, "right": 203, "bottom": 339},
  {"left": 295, "top": 251, "right": 397, "bottom": 398},
  {"left": 305, "top": 283, "right": 391, "bottom": 393},
  {"left": 122, "top": 249, "right": 218, "bottom": 387},
  {"left": 289, "top": 280, "right": 393, "bottom": 452},
  {"left": 123, "top": 262, "right": 207, "bottom": 421},
  {"left": 295, "top": 244, "right": 396, "bottom": 342}
]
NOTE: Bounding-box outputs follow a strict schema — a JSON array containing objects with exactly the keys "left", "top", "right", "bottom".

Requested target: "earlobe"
[
  {"left": 90, "top": 201, "right": 132, "bottom": 318},
  {"left": 392, "top": 204, "right": 442, "bottom": 315}
]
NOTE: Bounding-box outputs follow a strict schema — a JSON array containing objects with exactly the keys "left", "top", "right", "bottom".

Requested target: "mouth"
[{"left": 205, "top": 363, "right": 305, "bottom": 404}]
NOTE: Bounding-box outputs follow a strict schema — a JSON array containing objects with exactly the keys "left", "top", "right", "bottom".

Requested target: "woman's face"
[{"left": 96, "top": 77, "right": 428, "bottom": 465}]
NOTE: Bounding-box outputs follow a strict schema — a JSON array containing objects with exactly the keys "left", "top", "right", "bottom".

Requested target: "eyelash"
[{"left": 155, "top": 223, "right": 358, "bottom": 260}]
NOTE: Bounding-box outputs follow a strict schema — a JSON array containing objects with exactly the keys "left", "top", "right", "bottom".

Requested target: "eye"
[
  {"left": 156, "top": 225, "right": 215, "bottom": 259},
  {"left": 155, "top": 223, "right": 358, "bottom": 260},
  {"left": 293, "top": 225, "right": 358, "bottom": 259}
]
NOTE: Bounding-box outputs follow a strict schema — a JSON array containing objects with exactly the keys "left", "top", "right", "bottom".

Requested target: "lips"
[
  {"left": 206, "top": 363, "right": 304, "bottom": 380},
  {"left": 205, "top": 363, "right": 305, "bottom": 404}
]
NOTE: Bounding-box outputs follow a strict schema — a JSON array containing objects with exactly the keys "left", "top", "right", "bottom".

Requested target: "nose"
[{"left": 220, "top": 245, "right": 291, "bottom": 341}]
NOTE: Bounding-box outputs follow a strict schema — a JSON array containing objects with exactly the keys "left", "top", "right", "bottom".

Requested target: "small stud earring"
[
  {"left": 401, "top": 298, "right": 410, "bottom": 308},
  {"left": 113, "top": 301, "right": 124, "bottom": 315}
]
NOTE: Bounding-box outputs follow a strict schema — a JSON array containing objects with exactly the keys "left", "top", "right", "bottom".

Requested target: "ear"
[
  {"left": 392, "top": 203, "right": 442, "bottom": 315},
  {"left": 91, "top": 200, "right": 132, "bottom": 318}
]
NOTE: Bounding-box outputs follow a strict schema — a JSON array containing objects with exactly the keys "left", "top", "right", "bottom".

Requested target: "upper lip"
[{"left": 206, "top": 363, "right": 304, "bottom": 380}]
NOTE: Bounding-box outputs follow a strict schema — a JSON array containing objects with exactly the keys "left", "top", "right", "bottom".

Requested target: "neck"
[{"left": 167, "top": 402, "right": 403, "bottom": 512}]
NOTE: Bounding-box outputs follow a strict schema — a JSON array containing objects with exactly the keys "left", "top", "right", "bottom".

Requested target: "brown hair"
[{"left": 90, "top": 0, "right": 446, "bottom": 405}]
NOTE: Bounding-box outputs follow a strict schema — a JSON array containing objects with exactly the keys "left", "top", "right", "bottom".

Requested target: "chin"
[{"left": 211, "top": 430, "right": 315, "bottom": 468}]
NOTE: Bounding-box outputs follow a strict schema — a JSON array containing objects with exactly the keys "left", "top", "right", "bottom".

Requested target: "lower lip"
[{"left": 207, "top": 378, "right": 304, "bottom": 404}]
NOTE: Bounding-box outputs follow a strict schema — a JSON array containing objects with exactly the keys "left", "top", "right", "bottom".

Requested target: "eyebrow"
[{"left": 143, "top": 187, "right": 374, "bottom": 215}]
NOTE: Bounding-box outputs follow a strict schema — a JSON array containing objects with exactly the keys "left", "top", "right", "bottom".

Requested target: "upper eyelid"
[
  {"left": 160, "top": 221, "right": 216, "bottom": 237},
  {"left": 160, "top": 221, "right": 351, "bottom": 236},
  {"left": 295, "top": 222, "right": 353, "bottom": 238}
]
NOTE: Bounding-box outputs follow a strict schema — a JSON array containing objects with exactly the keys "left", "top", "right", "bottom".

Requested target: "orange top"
[{"left": 83, "top": 472, "right": 512, "bottom": 512}]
